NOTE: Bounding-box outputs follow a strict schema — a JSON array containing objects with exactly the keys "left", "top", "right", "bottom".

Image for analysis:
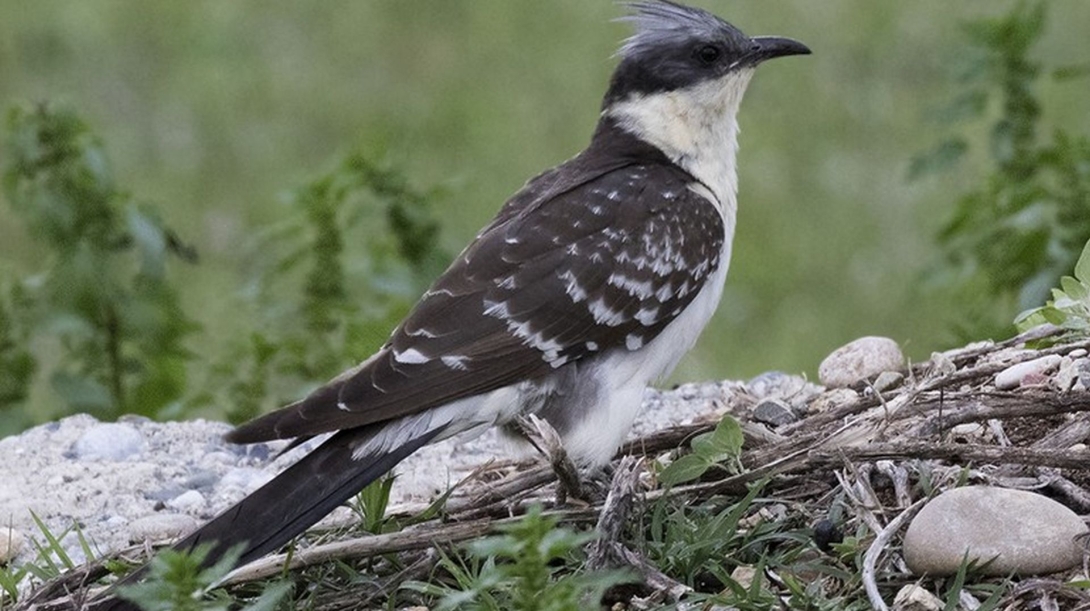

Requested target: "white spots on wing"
[
  {"left": 635, "top": 305, "right": 660, "bottom": 326},
  {"left": 586, "top": 341, "right": 599, "bottom": 351},
  {"left": 406, "top": 326, "right": 438, "bottom": 339},
  {"left": 607, "top": 190, "right": 621, "bottom": 201},
  {"left": 566, "top": 243, "right": 580, "bottom": 256},
  {"left": 337, "top": 401, "right": 350, "bottom": 412},
  {"left": 590, "top": 251, "right": 604, "bottom": 264},
  {"left": 504, "top": 235, "right": 520, "bottom": 245},
  {"left": 608, "top": 272, "right": 654, "bottom": 300},
  {"left": 651, "top": 257, "right": 676, "bottom": 276},
  {"left": 558, "top": 269, "right": 588, "bottom": 303},
  {"left": 678, "top": 279, "right": 692, "bottom": 296},
  {"left": 655, "top": 282, "right": 674, "bottom": 302},
  {"left": 626, "top": 334, "right": 645, "bottom": 350},
  {"left": 393, "top": 348, "right": 430, "bottom": 364},
  {"left": 589, "top": 204, "right": 606, "bottom": 216},
  {"left": 441, "top": 355, "right": 470, "bottom": 371},
  {"left": 588, "top": 296, "right": 627, "bottom": 327},
  {"left": 502, "top": 317, "right": 568, "bottom": 366},
  {"left": 483, "top": 298, "right": 511, "bottom": 319},
  {"left": 496, "top": 275, "right": 518, "bottom": 289},
  {"left": 423, "top": 287, "right": 455, "bottom": 299}
]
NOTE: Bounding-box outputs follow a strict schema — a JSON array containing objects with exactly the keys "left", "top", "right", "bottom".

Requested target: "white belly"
[{"left": 561, "top": 235, "right": 732, "bottom": 465}]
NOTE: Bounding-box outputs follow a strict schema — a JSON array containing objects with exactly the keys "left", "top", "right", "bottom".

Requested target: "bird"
[{"left": 88, "top": 2, "right": 808, "bottom": 608}]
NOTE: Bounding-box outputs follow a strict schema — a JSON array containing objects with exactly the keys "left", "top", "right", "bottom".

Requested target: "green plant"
[
  {"left": 117, "top": 544, "right": 290, "bottom": 611},
  {"left": 0, "top": 512, "right": 100, "bottom": 605},
  {"left": 1016, "top": 239, "right": 1090, "bottom": 336},
  {"left": 189, "top": 153, "right": 449, "bottom": 424},
  {"left": 911, "top": 2, "right": 1090, "bottom": 340},
  {"left": 658, "top": 415, "right": 744, "bottom": 486},
  {"left": 405, "top": 506, "right": 627, "bottom": 611},
  {"left": 0, "top": 278, "right": 36, "bottom": 416},
  {"left": 352, "top": 474, "right": 397, "bottom": 535},
  {"left": 1, "top": 103, "right": 198, "bottom": 422}
]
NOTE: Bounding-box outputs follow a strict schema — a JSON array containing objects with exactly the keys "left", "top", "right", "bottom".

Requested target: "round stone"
[
  {"left": 818, "top": 337, "right": 905, "bottom": 388},
  {"left": 167, "top": 490, "right": 207, "bottom": 514},
  {"left": 752, "top": 398, "right": 798, "bottom": 426},
  {"left": 994, "top": 355, "right": 1062, "bottom": 390},
  {"left": 72, "top": 423, "right": 146, "bottom": 461},
  {"left": 903, "top": 486, "right": 1087, "bottom": 576},
  {"left": 129, "top": 514, "right": 198, "bottom": 544}
]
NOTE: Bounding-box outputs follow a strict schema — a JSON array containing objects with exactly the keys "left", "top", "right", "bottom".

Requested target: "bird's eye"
[{"left": 696, "top": 44, "right": 721, "bottom": 65}]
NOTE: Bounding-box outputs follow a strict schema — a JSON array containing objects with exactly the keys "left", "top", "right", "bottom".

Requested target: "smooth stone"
[
  {"left": 752, "top": 398, "right": 797, "bottom": 427},
  {"left": 893, "top": 584, "right": 942, "bottom": 611},
  {"left": 873, "top": 370, "right": 905, "bottom": 392},
  {"left": 72, "top": 423, "right": 146, "bottom": 461},
  {"left": 0, "top": 529, "right": 24, "bottom": 563},
  {"left": 167, "top": 489, "right": 206, "bottom": 513},
  {"left": 807, "top": 387, "right": 858, "bottom": 414},
  {"left": 904, "top": 486, "right": 1087, "bottom": 576},
  {"left": 1054, "top": 357, "right": 1082, "bottom": 391},
  {"left": 729, "top": 565, "right": 756, "bottom": 590},
  {"left": 128, "top": 513, "right": 198, "bottom": 543},
  {"left": 818, "top": 336, "right": 905, "bottom": 388},
  {"left": 994, "top": 355, "right": 1061, "bottom": 390}
]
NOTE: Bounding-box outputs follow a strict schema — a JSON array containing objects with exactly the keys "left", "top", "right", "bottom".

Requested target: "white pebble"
[
  {"left": 167, "top": 490, "right": 206, "bottom": 513},
  {"left": 994, "top": 355, "right": 1061, "bottom": 390},
  {"left": 73, "top": 423, "right": 146, "bottom": 461},
  {"left": 818, "top": 336, "right": 905, "bottom": 388},
  {"left": 129, "top": 514, "right": 198, "bottom": 543}
]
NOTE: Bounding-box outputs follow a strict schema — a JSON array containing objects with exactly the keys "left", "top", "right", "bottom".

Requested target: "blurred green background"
[{"left": 2, "top": 1, "right": 1089, "bottom": 430}]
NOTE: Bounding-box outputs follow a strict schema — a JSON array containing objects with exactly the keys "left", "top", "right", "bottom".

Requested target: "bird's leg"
[{"left": 512, "top": 414, "right": 587, "bottom": 505}]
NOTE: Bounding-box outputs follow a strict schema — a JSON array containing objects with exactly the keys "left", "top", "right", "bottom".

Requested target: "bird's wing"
[{"left": 228, "top": 160, "right": 725, "bottom": 443}]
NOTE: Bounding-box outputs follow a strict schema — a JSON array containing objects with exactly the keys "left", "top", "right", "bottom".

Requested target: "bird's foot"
[{"left": 513, "top": 414, "right": 608, "bottom": 506}]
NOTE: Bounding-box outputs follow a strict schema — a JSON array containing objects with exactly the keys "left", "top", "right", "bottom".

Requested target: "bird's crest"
[{"left": 616, "top": 1, "right": 741, "bottom": 59}]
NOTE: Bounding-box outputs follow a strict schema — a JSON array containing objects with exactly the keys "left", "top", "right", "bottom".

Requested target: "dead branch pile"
[{"left": 19, "top": 327, "right": 1090, "bottom": 611}]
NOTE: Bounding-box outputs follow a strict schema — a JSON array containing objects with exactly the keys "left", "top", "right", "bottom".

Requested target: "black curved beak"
[{"left": 748, "top": 35, "right": 812, "bottom": 64}]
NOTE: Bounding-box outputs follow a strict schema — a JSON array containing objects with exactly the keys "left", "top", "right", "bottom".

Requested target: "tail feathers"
[{"left": 86, "top": 426, "right": 440, "bottom": 610}]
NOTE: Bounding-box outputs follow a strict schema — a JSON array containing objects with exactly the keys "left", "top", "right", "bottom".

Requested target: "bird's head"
[
  {"left": 601, "top": 0, "right": 810, "bottom": 202},
  {"left": 604, "top": 1, "right": 810, "bottom": 108}
]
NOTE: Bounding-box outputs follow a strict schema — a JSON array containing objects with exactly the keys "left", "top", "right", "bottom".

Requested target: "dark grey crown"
[{"left": 603, "top": 1, "right": 762, "bottom": 106}]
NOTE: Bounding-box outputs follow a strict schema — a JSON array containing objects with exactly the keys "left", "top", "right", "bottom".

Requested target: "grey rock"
[
  {"left": 167, "top": 490, "right": 206, "bottom": 513},
  {"left": 129, "top": 513, "right": 198, "bottom": 544},
  {"left": 181, "top": 469, "right": 220, "bottom": 491},
  {"left": 873, "top": 370, "right": 905, "bottom": 392},
  {"left": 1055, "top": 357, "right": 1087, "bottom": 392},
  {"left": 994, "top": 355, "right": 1061, "bottom": 390},
  {"left": 818, "top": 337, "right": 905, "bottom": 388},
  {"left": 807, "top": 387, "right": 858, "bottom": 414},
  {"left": 72, "top": 423, "right": 146, "bottom": 461},
  {"left": 904, "top": 486, "right": 1087, "bottom": 576},
  {"left": 746, "top": 371, "right": 794, "bottom": 398},
  {"left": 893, "top": 584, "right": 942, "bottom": 611},
  {"left": 752, "top": 399, "right": 797, "bottom": 427}
]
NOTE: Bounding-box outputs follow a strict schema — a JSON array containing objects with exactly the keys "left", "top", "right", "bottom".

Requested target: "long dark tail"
[{"left": 86, "top": 427, "right": 440, "bottom": 611}]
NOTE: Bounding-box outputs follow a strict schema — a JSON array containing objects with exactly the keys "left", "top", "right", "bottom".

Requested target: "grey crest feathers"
[{"left": 617, "top": 0, "right": 748, "bottom": 61}]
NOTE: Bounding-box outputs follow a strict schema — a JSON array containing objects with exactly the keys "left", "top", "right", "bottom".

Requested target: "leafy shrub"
[
  {"left": 911, "top": 2, "right": 1090, "bottom": 340},
  {"left": 2, "top": 103, "right": 198, "bottom": 423}
]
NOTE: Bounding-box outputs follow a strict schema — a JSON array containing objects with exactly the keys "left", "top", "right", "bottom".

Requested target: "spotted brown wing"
[{"left": 229, "top": 160, "right": 724, "bottom": 443}]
